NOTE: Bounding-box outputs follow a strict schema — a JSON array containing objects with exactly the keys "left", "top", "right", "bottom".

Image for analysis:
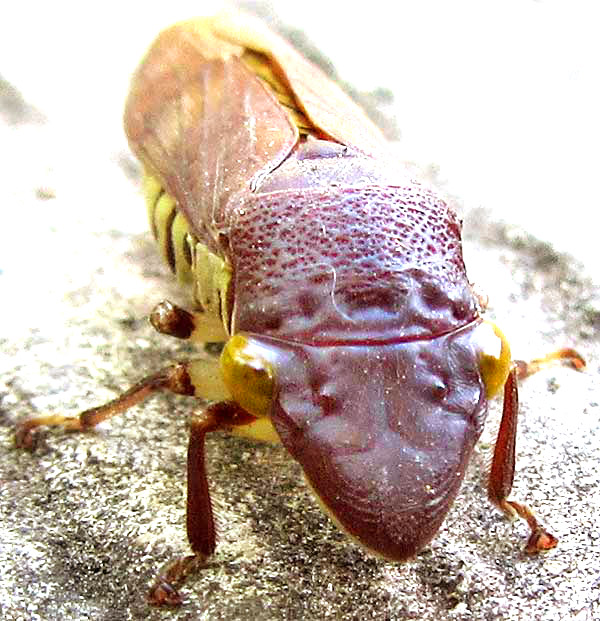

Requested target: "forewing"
[
  {"left": 212, "top": 10, "right": 386, "bottom": 156},
  {"left": 124, "top": 19, "right": 298, "bottom": 251}
]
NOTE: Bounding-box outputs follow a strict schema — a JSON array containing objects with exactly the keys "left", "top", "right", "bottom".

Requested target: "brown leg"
[
  {"left": 150, "top": 299, "right": 227, "bottom": 343},
  {"left": 15, "top": 358, "right": 229, "bottom": 449},
  {"left": 14, "top": 299, "right": 239, "bottom": 605},
  {"left": 147, "top": 401, "right": 256, "bottom": 607},
  {"left": 488, "top": 346, "right": 586, "bottom": 551},
  {"left": 513, "top": 347, "right": 585, "bottom": 379},
  {"left": 488, "top": 368, "right": 558, "bottom": 553}
]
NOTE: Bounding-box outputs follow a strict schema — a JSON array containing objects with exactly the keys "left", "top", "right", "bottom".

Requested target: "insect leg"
[
  {"left": 15, "top": 358, "right": 229, "bottom": 449},
  {"left": 147, "top": 401, "right": 256, "bottom": 607},
  {"left": 488, "top": 347, "right": 585, "bottom": 551},
  {"left": 513, "top": 347, "right": 585, "bottom": 378},
  {"left": 150, "top": 299, "right": 228, "bottom": 343},
  {"left": 487, "top": 368, "right": 558, "bottom": 553}
]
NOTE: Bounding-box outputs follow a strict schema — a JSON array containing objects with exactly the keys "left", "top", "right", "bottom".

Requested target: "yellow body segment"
[
  {"left": 230, "top": 418, "right": 282, "bottom": 443},
  {"left": 171, "top": 212, "right": 195, "bottom": 288},
  {"left": 144, "top": 174, "right": 195, "bottom": 286},
  {"left": 475, "top": 321, "right": 512, "bottom": 398},
  {"left": 191, "top": 244, "right": 232, "bottom": 332},
  {"left": 220, "top": 334, "right": 275, "bottom": 419},
  {"left": 144, "top": 172, "right": 232, "bottom": 325}
]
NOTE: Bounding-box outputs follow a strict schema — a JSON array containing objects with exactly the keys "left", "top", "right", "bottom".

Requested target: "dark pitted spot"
[{"left": 150, "top": 301, "right": 195, "bottom": 339}]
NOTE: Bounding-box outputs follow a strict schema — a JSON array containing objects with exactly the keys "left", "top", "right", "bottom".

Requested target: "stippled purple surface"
[{"left": 229, "top": 178, "right": 477, "bottom": 344}]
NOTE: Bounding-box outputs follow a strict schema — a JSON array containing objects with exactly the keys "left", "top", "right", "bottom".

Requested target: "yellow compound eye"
[
  {"left": 220, "top": 334, "right": 275, "bottom": 417},
  {"left": 475, "top": 320, "right": 512, "bottom": 398}
]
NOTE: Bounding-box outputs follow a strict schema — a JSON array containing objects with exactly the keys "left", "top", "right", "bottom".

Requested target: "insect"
[{"left": 16, "top": 10, "right": 585, "bottom": 607}]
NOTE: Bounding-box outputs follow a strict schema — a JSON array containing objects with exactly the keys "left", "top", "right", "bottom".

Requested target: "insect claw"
[
  {"left": 498, "top": 496, "right": 558, "bottom": 554},
  {"left": 146, "top": 580, "right": 183, "bottom": 607},
  {"left": 14, "top": 415, "right": 69, "bottom": 450},
  {"left": 14, "top": 412, "right": 88, "bottom": 450},
  {"left": 524, "top": 528, "right": 558, "bottom": 554},
  {"left": 14, "top": 422, "right": 37, "bottom": 450},
  {"left": 147, "top": 554, "right": 201, "bottom": 607}
]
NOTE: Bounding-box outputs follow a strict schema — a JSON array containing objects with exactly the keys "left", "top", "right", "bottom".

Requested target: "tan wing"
[
  {"left": 124, "top": 18, "right": 298, "bottom": 251},
  {"left": 212, "top": 10, "right": 386, "bottom": 156},
  {"left": 124, "top": 12, "right": 387, "bottom": 251}
]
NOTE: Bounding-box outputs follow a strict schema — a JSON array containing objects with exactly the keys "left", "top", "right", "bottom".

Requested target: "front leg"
[
  {"left": 148, "top": 401, "right": 257, "bottom": 606},
  {"left": 487, "top": 368, "right": 558, "bottom": 553},
  {"left": 15, "top": 357, "right": 228, "bottom": 449},
  {"left": 13, "top": 298, "right": 242, "bottom": 605},
  {"left": 14, "top": 354, "right": 254, "bottom": 607},
  {"left": 488, "top": 347, "right": 585, "bottom": 552},
  {"left": 15, "top": 299, "right": 229, "bottom": 449}
]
